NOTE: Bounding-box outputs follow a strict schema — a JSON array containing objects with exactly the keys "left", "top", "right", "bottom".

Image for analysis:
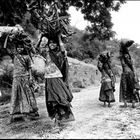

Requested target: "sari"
[
  {"left": 97, "top": 57, "right": 115, "bottom": 103},
  {"left": 10, "top": 54, "right": 38, "bottom": 121},
  {"left": 119, "top": 53, "right": 140, "bottom": 103},
  {"left": 45, "top": 50, "right": 74, "bottom": 123}
]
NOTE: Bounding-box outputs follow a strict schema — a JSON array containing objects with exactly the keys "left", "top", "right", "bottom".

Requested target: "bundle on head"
[
  {"left": 28, "top": 0, "right": 74, "bottom": 53},
  {"left": 98, "top": 52, "right": 110, "bottom": 64},
  {"left": 0, "top": 27, "right": 35, "bottom": 62},
  {"left": 120, "top": 39, "right": 134, "bottom": 54}
]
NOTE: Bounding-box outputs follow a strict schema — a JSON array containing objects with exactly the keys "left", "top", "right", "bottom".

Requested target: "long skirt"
[
  {"left": 99, "top": 80, "right": 115, "bottom": 103},
  {"left": 119, "top": 72, "right": 140, "bottom": 103},
  {"left": 45, "top": 78, "right": 74, "bottom": 122},
  {"left": 10, "top": 76, "right": 38, "bottom": 118}
]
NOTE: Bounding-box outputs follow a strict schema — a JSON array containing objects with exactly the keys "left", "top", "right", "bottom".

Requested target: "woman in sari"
[
  {"left": 48, "top": 40, "right": 70, "bottom": 90},
  {"left": 97, "top": 52, "right": 116, "bottom": 107},
  {"left": 44, "top": 40, "right": 75, "bottom": 128},
  {"left": 119, "top": 40, "right": 140, "bottom": 108},
  {"left": 10, "top": 46, "right": 39, "bottom": 123}
]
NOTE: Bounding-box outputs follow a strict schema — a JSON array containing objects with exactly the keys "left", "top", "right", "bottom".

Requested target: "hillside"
[{"left": 31, "top": 56, "right": 101, "bottom": 92}]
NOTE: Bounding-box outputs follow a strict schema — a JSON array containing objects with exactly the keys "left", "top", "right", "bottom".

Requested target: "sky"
[{"left": 68, "top": 1, "right": 140, "bottom": 44}]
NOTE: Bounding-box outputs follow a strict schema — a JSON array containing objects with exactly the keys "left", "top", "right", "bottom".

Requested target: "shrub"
[{"left": 0, "top": 56, "right": 13, "bottom": 89}]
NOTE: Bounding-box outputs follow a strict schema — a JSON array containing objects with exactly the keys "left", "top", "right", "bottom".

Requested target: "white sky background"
[{"left": 68, "top": 1, "right": 140, "bottom": 44}]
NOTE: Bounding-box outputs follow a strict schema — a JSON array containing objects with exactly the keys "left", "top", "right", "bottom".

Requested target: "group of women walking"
[
  {"left": 9, "top": 34, "right": 75, "bottom": 131},
  {"left": 9, "top": 35, "right": 140, "bottom": 132},
  {"left": 97, "top": 39, "right": 140, "bottom": 108}
]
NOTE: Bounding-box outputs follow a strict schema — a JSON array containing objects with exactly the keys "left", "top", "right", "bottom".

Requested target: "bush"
[
  {"left": 66, "top": 29, "right": 107, "bottom": 61},
  {"left": 0, "top": 56, "right": 13, "bottom": 89},
  {"left": 0, "top": 88, "right": 11, "bottom": 105}
]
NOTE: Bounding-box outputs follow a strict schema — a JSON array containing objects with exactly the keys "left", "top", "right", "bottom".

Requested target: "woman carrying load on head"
[
  {"left": 10, "top": 43, "right": 39, "bottom": 123},
  {"left": 36, "top": 35, "right": 75, "bottom": 130},
  {"left": 119, "top": 40, "right": 140, "bottom": 108},
  {"left": 97, "top": 52, "right": 116, "bottom": 107},
  {"left": 48, "top": 39, "right": 70, "bottom": 92}
]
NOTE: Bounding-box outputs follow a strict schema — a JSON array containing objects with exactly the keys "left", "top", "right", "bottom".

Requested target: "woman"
[
  {"left": 48, "top": 40, "right": 70, "bottom": 90},
  {"left": 10, "top": 46, "right": 39, "bottom": 123},
  {"left": 44, "top": 40, "right": 75, "bottom": 128},
  {"left": 119, "top": 40, "right": 140, "bottom": 108},
  {"left": 97, "top": 52, "right": 116, "bottom": 107}
]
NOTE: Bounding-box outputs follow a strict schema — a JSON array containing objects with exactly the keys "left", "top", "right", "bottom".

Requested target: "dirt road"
[{"left": 1, "top": 83, "right": 140, "bottom": 139}]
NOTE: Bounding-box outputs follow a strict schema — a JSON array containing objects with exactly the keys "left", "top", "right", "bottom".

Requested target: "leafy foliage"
[
  {"left": 0, "top": 0, "right": 27, "bottom": 26},
  {"left": 69, "top": 0, "right": 126, "bottom": 40},
  {"left": 0, "top": 27, "right": 36, "bottom": 63},
  {"left": 0, "top": 0, "right": 126, "bottom": 41},
  {"left": 0, "top": 56, "right": 14, "bottom": 88},
  {"left": 65, "top": 27, "right": 107, "bottom": 60}
]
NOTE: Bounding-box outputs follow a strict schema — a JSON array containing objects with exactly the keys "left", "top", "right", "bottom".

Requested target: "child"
[{"left": 10, "top": 46, "right": 39, "bottom": 123}]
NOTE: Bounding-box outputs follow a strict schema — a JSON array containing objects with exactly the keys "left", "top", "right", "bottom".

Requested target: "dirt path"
[{"left": 1, "top": 83, "right": 140, "bottom": 139}]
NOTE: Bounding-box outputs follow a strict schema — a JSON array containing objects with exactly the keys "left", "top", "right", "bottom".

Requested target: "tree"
[
  {"left": 69, "top": 0, "right": 126, "bottom": 40},
  {"left": 0, "top": 0, "right": 126, "bottom": 41}
]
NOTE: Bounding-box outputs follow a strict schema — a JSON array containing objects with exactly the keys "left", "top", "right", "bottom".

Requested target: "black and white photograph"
[{"left": 0, "top": 0, "right": 140, "bottom": 139}]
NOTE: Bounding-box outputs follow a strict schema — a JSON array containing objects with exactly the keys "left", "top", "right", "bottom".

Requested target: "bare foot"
[
  {"left": 108, "top": 103, "right": 111, "bottom": 107},
  {"left": 60, "top": 114, "right": 75, "bottom": 123},
  {"left": 51, "top": 125, "right": 60, "bottom": 134},
  {"left": 51, "top": 119, "right": 60, "bottom": 134},
  {"left": 123, "top": 101, "right": 127, "bottom": 108}
]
